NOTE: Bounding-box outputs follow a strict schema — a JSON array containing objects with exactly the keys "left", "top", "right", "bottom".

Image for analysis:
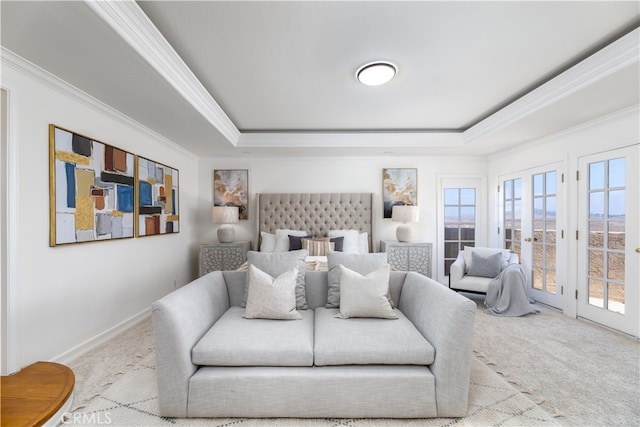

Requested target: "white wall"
[
  {"left": 2, "top": 55, "right": 201, "bottom": 368},
  {"left": 486, "top": 105, "right": 640, "bottom": 316},
  {"left": 199, "top": 155, "right": 488, "bottom": 279}
]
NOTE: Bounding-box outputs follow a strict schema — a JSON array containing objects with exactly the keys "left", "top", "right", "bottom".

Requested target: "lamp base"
[
  {"left": 217, "top": 225, "right": 235, "bottom": 243},
  {"left": 396, "top": 224, "right": 413, "bottom": 242}
]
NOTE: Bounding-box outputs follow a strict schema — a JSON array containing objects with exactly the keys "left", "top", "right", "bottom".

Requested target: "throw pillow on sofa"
[
  {"left": 244, "top": 265, "right": 302, "bottom": 320},
  {"left": 336, "top": 265, "right": 397, "bottom": 319},
  {"left": 244, "top": 250, "right": 308, "bottom": 309},
  {"left": 326, "top": 251, "right": 389, "bottom": 308}
]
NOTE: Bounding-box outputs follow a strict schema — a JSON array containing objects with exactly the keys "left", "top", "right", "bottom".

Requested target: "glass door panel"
[{"left": 578, "top": 147, "right": 639, "bottom": 336}]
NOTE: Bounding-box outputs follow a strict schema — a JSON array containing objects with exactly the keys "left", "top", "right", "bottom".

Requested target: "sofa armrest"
[
  {"left": 449, "top": 253, "right": 466, "bottom": 289},
  {"left": 398, "top": 272, "right": 476, "bottom": 417},
  {"left": 151, "top": 271, "right": 230, "bottom": 417}
]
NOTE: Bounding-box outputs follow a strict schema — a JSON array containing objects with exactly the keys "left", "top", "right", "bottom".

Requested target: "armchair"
[{"left": 449, "top": 247, "right": 519, "bottom": 293}]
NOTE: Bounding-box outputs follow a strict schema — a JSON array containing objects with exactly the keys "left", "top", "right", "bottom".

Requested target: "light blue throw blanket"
[{"left": 485, "top": 264, "right": 539, "bottom": 316}]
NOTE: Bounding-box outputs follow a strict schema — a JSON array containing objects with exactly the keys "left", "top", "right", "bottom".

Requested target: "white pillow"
[
  {"left": 463, "top": 246, "right": 510, "bottom": 273},
  {"left": 243, "top": 265, "right": 302, "bottom": 320},
  {"left": 336, "top": 265, "right": 397, "bottom": 319},
  {"left": 274, "top": 229, "right": 308, "bottom": 252},
  {"left": 260, "top": 232, "right": 276, "bottom": 252},
  {"left": 328, "top": 229, "right": 364, "bottom": 254},
  {"left": 359, "top": 232, "right": 369, "bottom": 253}
]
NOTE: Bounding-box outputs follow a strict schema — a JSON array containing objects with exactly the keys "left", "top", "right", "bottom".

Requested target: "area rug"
[{"left": 62, "top": 352, "right": 559, "bottom": 426}]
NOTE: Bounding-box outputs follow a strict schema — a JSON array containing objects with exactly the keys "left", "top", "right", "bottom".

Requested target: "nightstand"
[
  {"left": 380, "top": 241, "right": 432, "bottom": 278},
  {"left": 199, "top": 241, "right": 251, "bottom": 276}
]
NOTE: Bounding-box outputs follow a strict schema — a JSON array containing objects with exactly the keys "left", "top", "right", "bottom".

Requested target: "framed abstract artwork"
[
  {"left": 49, "top": 125, "right": 135, "bottom": 246},
  {"left": 135, "top": 156, "right": 180, "bottom": 236},
  {"left": 213, "top": 169, "right": 248, "bottom": 220},
  {"left": 382, "top": 168, "right": 418, "bottom": 218}
]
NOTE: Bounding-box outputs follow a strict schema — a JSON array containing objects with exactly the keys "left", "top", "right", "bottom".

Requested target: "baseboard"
[{"left": 51, "top": 308, "right": 151, "bottom": 365}]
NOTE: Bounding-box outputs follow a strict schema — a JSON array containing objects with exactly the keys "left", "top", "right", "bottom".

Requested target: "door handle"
[
  {"left": 524, "top": 237, "right": 532, "bottom": 242},
  {"left": 636, "top": 248, "right": 640, "bottom": 253}
]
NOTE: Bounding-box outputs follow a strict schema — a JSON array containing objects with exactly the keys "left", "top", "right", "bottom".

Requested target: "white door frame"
[
  {"left": 498, "top": 160, "right": 567, "bottom": 310},
  {"left": 437, "top": 175, "right": 486, "bottom": 285},
  {"left": 576, "top": 146, "right": 639, "bottom": 337},
  {"left": 1, "top": 86, "right": 20, "bottom": 375},
  {"left": 526, "top": 162, "right": 566, "bottom": 309}
]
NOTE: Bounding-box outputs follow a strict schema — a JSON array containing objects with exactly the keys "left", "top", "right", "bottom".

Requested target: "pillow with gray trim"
[
  {"left": 336, "top": 265, "right": 397, "bottom": 319},
  {"left": 326, "top": 251, "right": 389, "bottom": 308},
  {"left": 244, "top": 250, "right": 308, "bottom": 309},
  {"left": 244, "top": 265, "right": 302, "bottom": 320},
  {"left": 467, "top": 251, "right": 502, "bottom": 278}
]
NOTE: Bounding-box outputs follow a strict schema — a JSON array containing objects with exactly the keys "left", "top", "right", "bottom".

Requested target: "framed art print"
[
  {"left": 136, "top": 156, "right": 180, "bottom": 236},
  {"left": 213, "top": 169, "right": 248, "bottom": 220},
  {"left": 49, "top": 125, "right": 135, "bottom": 246},
  {"left": 382, "top": 168, "right": 417, "bottom": 218}
]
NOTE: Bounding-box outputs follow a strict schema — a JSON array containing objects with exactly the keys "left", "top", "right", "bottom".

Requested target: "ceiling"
[{"left": 1, "top": 1, "right": 639, "bottom": 157}]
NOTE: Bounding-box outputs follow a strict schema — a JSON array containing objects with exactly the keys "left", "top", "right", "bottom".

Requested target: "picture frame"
[
  {"left": 49, "top": 124, "right": 136, "bottom": 246},
  {"left": 213, "top": 169, "right": 249, "bottom": 220},
  {"left": 135, "top": 156, "right": 180, "bottom": 237},
  {"left": 382, "top": 168, "right": 418, "bottom": 218}
]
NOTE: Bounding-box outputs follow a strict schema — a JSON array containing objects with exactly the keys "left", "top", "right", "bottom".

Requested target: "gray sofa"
[{"left": 152, "top": 270, "right": 476, "bottom": 418}]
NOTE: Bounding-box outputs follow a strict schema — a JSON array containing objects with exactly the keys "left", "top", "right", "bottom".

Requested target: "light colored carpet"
[
  {"left": 65, "top": 350, "right": 558, "bottom": 426},
  {"left": 468, "top": 293, "right": 639, "bottom": 427},
  {"left": 65, "top": 294, "right": 640, "bottom": 426}
]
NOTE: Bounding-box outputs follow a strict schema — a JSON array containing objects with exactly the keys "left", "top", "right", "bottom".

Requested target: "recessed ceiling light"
[{"left": 356, "top": 61, "right": 397, "bottom": 86}]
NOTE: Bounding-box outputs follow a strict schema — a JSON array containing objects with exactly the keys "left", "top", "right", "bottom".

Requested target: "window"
[
  {"left": 588, "top": 158, "right": 626, "bottom": 314},
  {"left": 503, "top": 178, "right": 522, "bottom": 258},
  {"left": 443, "top": 188, "right": 476, "bottom": 276}
]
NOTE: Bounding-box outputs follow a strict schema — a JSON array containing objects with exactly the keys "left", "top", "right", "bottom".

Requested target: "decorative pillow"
[
  {"left": 260, "top": 232, "right": 276, "bottom": 252},
  {"left": 302, "top": 238, "right": 335, "bottom": 256},
  {"left": 336, "top": 265, "right": 397, "bottom": 319},
  {"left": 359, "top": 232, "right": 370, "bottom": 253},
  {"left": 463, "top": 246, "right": 510, "bottom": 273},
  {"left": 244, "top": 265, "right": 302, "bottom": 320},
  {"left": 244, "top": 250, "right": 308, "bottom": 309},
  {"left": 468, "top": 251, "right": 502, "bottom": 278},
  {"left": 326, "top": 251, "right": 389, "bottom": 308},
  {"left": 330, "top": 236, "right": 344, "bottom": 252},
  {"left": 328, "top": 230, "right": 361, "bottom": 254},
  {"left": 288, "top": 234, "right": 313, "bottom": 251},
  {"left": 275, "top": 229, "right": 308, "bottom": 252}
]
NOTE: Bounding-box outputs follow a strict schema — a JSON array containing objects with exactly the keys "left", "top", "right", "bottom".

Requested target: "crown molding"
[
  {"left": 85, "top": 0, "right": 240, "bottom": 145},
  {"left": 237, "top": 131, "right": 465, "bottom": 148},
  {"left": 464, "top": 28, "right": 639, "bottom": 145},
  {"left": 1, "top": 47, "right": 198, "bottom": 160},
  {"left": 487, "top": 104, "right": 640, "bottom": 161}
]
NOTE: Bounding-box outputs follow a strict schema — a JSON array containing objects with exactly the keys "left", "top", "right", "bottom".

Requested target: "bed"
[{"left": 256, "top": 193, "right": 373, "bottom": 260}]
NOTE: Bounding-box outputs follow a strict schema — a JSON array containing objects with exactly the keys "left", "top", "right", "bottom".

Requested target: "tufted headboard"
[{"left": 257, "top": 193, "right": 373, "bottom": 251}]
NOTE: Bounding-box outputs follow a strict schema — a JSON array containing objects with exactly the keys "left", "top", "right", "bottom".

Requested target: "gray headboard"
[{"left": 257, "top": 193, "right": 373, "bottom": 251}]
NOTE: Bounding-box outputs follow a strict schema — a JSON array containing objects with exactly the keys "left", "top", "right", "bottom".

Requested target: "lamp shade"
[
  {"left": 391, "top": 205, "right": 419, "bottom": 223},
  {"left": 212, "top": 206, "right": 239, "bottom": 224}
]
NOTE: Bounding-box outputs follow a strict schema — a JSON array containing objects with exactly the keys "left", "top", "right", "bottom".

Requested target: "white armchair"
[{"left": 449, "top": 247, "right": 519, "bottom": 293}]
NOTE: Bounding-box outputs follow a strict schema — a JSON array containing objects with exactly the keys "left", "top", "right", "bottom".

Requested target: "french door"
[
  {"left": 500, "top": 161, "right": 565, "bottom": 309},
  {"left": 577, "top": 147, "right": 639, "bottom": 336}
]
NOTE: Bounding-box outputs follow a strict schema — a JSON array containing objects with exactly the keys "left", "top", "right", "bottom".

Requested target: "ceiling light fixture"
[{"left": 356, "top": 61, "right": 397, "bottom": 86}]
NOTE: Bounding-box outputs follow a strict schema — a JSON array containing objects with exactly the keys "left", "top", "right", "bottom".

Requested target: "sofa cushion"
[
  {"left": 326, "top": 251, "right": 389, "bottom": 308},
  {"left": 244, "top": 265, "right": 302, "bottom": 320},
  {"left": 314, "top": 307, "right": 435, "bottom": 366},
  {"left": 336, "top": 265, "right": 397, "bottom": 319},
  {"left": 192, "top": 307, "right": 314, "bottom": 367},
  {"left": 456, "top": 275, "right": 494, "bottom": 293},
  {"left": 245, "top": 250, "right": 308, "bottom": 309}
]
